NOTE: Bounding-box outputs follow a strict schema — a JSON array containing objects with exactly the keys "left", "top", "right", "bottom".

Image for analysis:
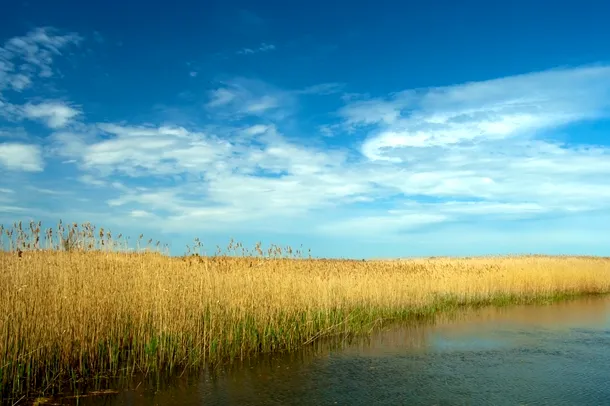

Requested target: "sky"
[{"left": 2, "top": 0, "right": 610, "bottom": 258}]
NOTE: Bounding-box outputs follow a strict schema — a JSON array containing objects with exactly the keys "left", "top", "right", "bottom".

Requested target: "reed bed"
[{"left": 1, "top": 220, "right": 610, "bottom": 402}]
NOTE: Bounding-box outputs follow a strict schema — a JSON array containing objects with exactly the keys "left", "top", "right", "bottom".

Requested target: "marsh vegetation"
[{"left": 1, "top": 220, "right": 610, "bottom": 402}]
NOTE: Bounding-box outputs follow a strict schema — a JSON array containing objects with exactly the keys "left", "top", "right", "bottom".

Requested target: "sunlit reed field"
[{"left": 2, "top": 220, "right": 610, "bottom": 402}]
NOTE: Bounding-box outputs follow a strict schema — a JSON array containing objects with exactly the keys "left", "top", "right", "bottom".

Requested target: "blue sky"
[{"left": 2, "top": 1, "right": 610, "bottom": 258}]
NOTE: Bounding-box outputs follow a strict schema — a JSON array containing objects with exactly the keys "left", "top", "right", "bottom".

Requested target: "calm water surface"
[{"left": 69, "top": 296, "right": 610, "bottom": 406}]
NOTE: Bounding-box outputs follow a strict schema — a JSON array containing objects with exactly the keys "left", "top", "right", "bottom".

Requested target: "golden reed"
[{"left": 1, "top": 220, "right": 610, "bottom": 401}]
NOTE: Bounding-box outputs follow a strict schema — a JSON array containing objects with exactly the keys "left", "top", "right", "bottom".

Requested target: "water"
[{"left": 62, "top": 296, "right": 610, "bottom": 405}]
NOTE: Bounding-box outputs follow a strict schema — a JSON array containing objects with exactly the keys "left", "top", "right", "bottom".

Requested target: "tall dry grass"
[{"left": 1, "top": 220, "right": 610, "bottom": 401}]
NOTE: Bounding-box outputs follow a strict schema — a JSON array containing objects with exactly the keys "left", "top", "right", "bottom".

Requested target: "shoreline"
[{"left": 24, "top": 292, "right": 610, "bottom": 406}]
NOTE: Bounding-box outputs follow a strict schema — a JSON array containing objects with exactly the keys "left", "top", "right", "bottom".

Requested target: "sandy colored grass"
[{"left": 1, "top": 221, "right": 610, "bottom": 401}]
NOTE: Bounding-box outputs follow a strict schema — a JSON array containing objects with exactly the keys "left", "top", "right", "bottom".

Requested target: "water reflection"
[{"left": 68, "top": 296, "right": 610, "bottom": 405}]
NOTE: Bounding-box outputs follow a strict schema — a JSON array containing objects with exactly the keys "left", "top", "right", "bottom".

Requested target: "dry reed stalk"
[{"left": 1, "top": 221, "right": 609, "bottom": 401}]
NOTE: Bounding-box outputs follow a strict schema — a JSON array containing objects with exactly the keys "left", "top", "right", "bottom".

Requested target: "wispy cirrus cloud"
[
  {"left": 205, "top": 77, "right": 295, "bottom": 120},
  {"left": 0, "top": 27, "right": 81, "bottom": 96},
  {"left": 237, "top": 42, "right": 276, "bottom": 55},
  {"left": 352, "top": 65, "right": 610, "bottom": 161},
  {"left": 297, "top": 82, "right": 345, "bottom": 95}
]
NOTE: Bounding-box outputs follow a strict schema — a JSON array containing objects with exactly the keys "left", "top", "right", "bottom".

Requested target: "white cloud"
[
  {"left": 8, "top": 74, "right": 31, "bottom": 90},
  {"left": 0, "top": 100, "right": 21, "bottom": 120},
  {"left": 0, "top": 27, "right": 81, "bottom": 96},
  {"left": 237, "top": 42, "right": 276, "bottom": 55},
  {"left": 0, "top": 143, "right": 43, "bottom": 171},
  {"left": 207, "top": 88, "right": 235, "bottom": 107},
  {"left": 21, "top": 101, "right": 81, "bottom": 128},
  {"left": 25, "top": 186, "right": 70, "bottom": 195},
  {"left": 0, "top": 27, "right": 82, "bottom": 145},
  {"left": 54, "top": 124, "right": 232, "bottom": 176},
  {"left": 297, "top": 82, "right": 345, "bottom": 95},
  {"left": 356, "top": 65, "right": 610, "bottom": 161},
  {"left": 245, "top": 95, "right": 278, "bottom": 113},
  {"left": 46, "top": 66, "right": 610, "bottom": 239},
  {"left": 205, "top": 78, "right": 294, "bottom": 119},
  {"left": 130, "top": 210, "right": 152, "bottom": 218},
  {"left": 0, "top": 205, "right": 28, "bottom": 213},
  {"left": 356, "top": 139, "right": 610, "bottom": 215},
  {"left": 242, "top": 124, "right": 269, "bottom": 136},
  {"left": 48, "top": 121, "right": 375, "bottom": 231},
  {"left": 339, "top": 94, "right": 412, "bottom": 128},
  {"left": 0, "top": 127, "right": 30, "bottom": 141},
  {"left": 77, "top": 174, "right": 108, "bottom": 187}
]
